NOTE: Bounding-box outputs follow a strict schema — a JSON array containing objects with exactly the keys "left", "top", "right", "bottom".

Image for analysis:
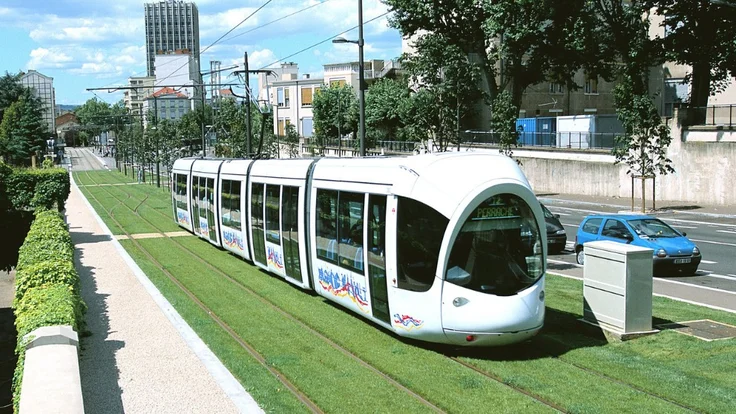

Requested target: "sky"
[{"left": 0, "top": 0, "right": 404, "bottom": 106}]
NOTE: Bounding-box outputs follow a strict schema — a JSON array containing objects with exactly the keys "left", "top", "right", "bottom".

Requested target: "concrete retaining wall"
[
  {"left": 516, "top": 118, "right": 736, "bottom": 206},
  {"left": 19, "top": 326, "right": 84, "bottom": 414}
]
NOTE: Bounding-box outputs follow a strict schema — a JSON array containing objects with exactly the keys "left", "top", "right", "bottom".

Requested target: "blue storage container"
[
  {"left": 515, "top": 118, "right": 537, "bottom": 146},
  {"left": 536, "top": 117, "right": 556, "bottom": 146}
]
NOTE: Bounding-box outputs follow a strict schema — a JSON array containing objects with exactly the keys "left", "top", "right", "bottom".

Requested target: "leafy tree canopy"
[
  {"left": 0, "top": 72, "right": 24, "bottom": 124},
  {"left": 0, "top": 89, "right": 48, "bottom": 166},
  {"left": 312, "top": 83, "right": 358, "bottom": 145}
]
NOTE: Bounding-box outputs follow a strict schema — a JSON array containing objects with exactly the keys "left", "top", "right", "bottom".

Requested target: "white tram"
[{"left": 171, "top": 153, "right": 546, "bottom": 346}]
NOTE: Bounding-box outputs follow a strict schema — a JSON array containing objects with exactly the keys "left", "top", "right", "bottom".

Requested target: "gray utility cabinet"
[{"left": 583, "top": 240, "right": 653, "bottom": 334}]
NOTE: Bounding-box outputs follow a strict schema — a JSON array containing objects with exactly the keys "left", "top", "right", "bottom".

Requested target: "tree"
[
  {"left": 365, "top": 78, "right": 412, "bottom": 143},
  {"left": 283, "top": 123, "right": 300, "bottom": 158},
  {"left": 589, "top": 1, "right": 674, "bottom": 210},
  {"left": 0, "top": 89, "right": 48, "bottom": 166},
  {"left": 0, "top": 72, "right": 24, "bottom": 124},
  {"left": 312, "top": 83, "right": 358, "bottom": 150},
  {"left": 613, "top": 79, "right": 674, "bottom": 211},
  {"left": 385, "top": 0, "right": 590, "bottom": 125},
  {"left": 75, "top": 98, "right": 112, "bottom": 145},
  {"left": 490, "top": 91, "right": 520, "bottom": 159},
  {"left": 647, "top": 0, "right": 736, "bottom": 122}
]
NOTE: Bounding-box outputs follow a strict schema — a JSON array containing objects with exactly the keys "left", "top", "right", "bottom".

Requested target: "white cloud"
[
  {"left": 29, "top": 16, "right": 141, "bottom": 43},
  {"left": 26, "top": 47, "right": 74, "bottom": 69},
  {"left": 248, "top": 49, "right": 278, "bottom": 69}
]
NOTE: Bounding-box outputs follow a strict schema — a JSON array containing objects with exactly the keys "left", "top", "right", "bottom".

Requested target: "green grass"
[{"left": 77, "top": 170, "right": 736, "bottom": 413}]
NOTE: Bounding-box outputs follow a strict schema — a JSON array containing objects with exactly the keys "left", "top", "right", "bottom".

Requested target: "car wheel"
[{"left": 575, "top": 247, "right": 585, "bottom": 265}]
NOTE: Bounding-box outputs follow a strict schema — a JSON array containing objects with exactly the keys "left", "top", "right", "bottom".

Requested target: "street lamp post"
[{"left": 332, "top": 0, "right": 365, "bottom": 157}]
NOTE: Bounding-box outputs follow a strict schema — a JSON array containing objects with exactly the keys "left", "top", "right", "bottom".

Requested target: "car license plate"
[{"left": 674, "top": 258, "right": 691, "bottom": 264}]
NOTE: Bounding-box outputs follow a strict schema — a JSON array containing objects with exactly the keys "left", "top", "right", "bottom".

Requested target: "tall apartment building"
[
  {"left": 144, "top": 1, "right": 200, "bottom": 77},
  {"left": 20, "top": 70, "right": 56, "bottom": 134}
]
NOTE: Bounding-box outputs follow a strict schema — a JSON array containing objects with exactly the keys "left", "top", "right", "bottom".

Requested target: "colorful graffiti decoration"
[
  {"left": 199, "top": 217, "right": 209, "bottom": 236},
  {"left": 176, "top": 209, "right": 190, "bottom": 226},
  {"left": 266, "top": 246, "right": 285, "bottom": 270},
  {"left": 223, "top": 229, "right": 244, "bottom": 251},
  {"left": 393, "top": 314, "right": 424, "bottom": 331},
  {"left": 318, "top": 267, "right": 369, "bottom": 312}
]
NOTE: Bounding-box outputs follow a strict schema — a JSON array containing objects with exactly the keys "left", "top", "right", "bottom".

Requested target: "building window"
[
  {"left": 301, "top": 87, "right": 313, "bottom": 107},
  {"left": 277, "top": 87, "right": 290, "bottom": 107},
  {"left": 329, "top": 79, "right": 346, "bottom": 88},
  {"left": 301, "top": 117, "right": 313, "bottom": 137},
  {"left": 584, "top": 73, "right": 598, "bottom": 95},
  {"left": 278, "top": 118, "right": 291, "bottom": 136},
  {"left": 664, "top": 78, "right": 689, "bottom": 117},
  {"left": 549, "top": 82, "right": 564, "bottom": 94}
]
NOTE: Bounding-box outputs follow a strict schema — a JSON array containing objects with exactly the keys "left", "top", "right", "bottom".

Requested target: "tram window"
[
  {"left": 176, "top": 174, "right": 187, "bottom": 210},
  {"left": 230, "top": 181, "right": 242, "bottom": 228},
  {"left": 265, "top": 185, "right": 281, "bottom": 244},
  {"left": 198, "top": 176, "right": 207, "bottom": 218},
  {"left": 396, "top": 197, "right": 448, "bottom": 292},
  {"left": 281, "top": 186, "right": 301, "bottom": 280},
  {"left": 368, "top": 195, "right": 389, "bottom": 323},
  {"left": 206, "top": 178, "right": 216, "bottom": 240},
  {"left": 250, "top": 183, "right": 267, "bottom": 265},
  {"left": 445, "top": 194, "right": 543, "bottom": 296},
  {"left": 338, "top": 191, "right": 364, "bottom": 273},
  {"left": 191, "top": 175, "right": 200, "bottom": 233},
  {"left": 315, "top": 189, "right": 338, "bottom": 262},
  {"left": 221, "top": 179, "right": 232, "bottom": 226},
  {"left": 221, "top": 179, "right": 242, "bottom": 229}
]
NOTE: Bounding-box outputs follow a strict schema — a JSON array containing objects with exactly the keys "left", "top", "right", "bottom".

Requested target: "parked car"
[
  {"left": 541, "top": 203, "right": 567, "bottom": 254},
  {"left": 574, "top": 214, "right": 701, "bottom": 275}
]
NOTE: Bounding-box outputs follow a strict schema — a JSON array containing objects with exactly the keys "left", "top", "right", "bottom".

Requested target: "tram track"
[
  {"left": 78, "top": 171, "right": 446, "bottom": 413},
  {"left": 77, "top": 169, "right": 704, "bottom": 413},
  {"left": 78, "top": 171, "right": 324, "bottom": 413}
]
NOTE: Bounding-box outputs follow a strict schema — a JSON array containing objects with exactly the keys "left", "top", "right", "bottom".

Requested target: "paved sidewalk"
[
  {"left": 67, "top": 178, "right": 260, "bottom": 413},
  {"left": 538, "top": 192, "right": 736, "bottom": 219}
]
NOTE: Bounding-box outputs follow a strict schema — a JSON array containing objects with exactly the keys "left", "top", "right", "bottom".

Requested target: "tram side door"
[{"left": 366, "top": 194, "right": 390, "bottom": 324}]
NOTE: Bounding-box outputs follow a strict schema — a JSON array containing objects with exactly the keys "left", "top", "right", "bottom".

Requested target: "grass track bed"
[{"left": 79, "top": 169, "right": 736, "bottom": 413}]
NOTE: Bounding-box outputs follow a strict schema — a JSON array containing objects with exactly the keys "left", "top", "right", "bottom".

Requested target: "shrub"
[
  {"left": 15, "top": 211, "right": 73, "bottom": 270},
  {"left": 5, "top": 167, "right": 70, "bottom": 211},
  {"left": 14, "top": 284, "right": 83, "bottom": 340},
  {"left": 14, "top": 260, "right": 80, "bottom": 306}
]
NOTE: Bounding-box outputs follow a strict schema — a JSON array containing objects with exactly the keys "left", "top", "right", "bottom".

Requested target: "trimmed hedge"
[
  {"left": 12, "top": 209, "right": 85, "bottom": 412},
  {"left": 0, "top": 163, "right": 70, "bottom": 212},
  {"left": 14, "top": 260, "right": 80, "bottom": 306}
]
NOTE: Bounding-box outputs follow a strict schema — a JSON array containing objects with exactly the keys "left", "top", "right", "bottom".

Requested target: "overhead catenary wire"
[
  {"left": 222, "top": 0, "right": 331, "bottom": 44},
  {"left": 256, "top": 10, "right": 391, "bottom": 70}
]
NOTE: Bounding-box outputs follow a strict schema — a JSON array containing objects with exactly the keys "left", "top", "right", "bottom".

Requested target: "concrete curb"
[{"left": 70, "top": 172, "right": 263, "bottom": 413}]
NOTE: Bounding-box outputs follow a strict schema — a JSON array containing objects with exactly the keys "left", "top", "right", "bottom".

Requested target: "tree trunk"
[{"left": 689, "top": 61, "right": 711, "bottom": 125}]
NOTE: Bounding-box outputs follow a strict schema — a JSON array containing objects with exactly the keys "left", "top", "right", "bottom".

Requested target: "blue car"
[{"left": 574, "top": 214, "right": 701, "bottom": 275}]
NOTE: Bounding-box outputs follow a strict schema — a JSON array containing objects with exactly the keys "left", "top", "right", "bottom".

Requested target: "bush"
[
  {"left": 14, "top": 260, "right": 80, "bottom": 306},
  {"left": 15, "top": 211, "right": 73, "bottom": 271},
  {"left": 5, "top": 167, "right": 70, "bottom": 211},
  {"left": 12, "top": 207, "right": 86, "bottom": 412}
]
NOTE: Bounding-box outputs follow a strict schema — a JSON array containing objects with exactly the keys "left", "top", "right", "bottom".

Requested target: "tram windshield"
[{"left": 445, "top": 194, "right": 543, "bottom": 296}]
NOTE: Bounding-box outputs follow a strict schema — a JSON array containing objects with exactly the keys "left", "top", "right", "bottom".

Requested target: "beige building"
[{"left": 124, "top": 76, "right": 156, "bottom": 116}]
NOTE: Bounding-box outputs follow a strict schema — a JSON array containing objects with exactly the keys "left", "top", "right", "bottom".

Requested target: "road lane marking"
[
  {"left": 691, "top": 238, "right": 736, "bottom": 247},
  {"left": 716, "top": 229, "right": 736, "bottom": 235},
  {"left": 700, "top": 260, "right": 717, "bottom": 264},
  {"left": 546, "top": 272, "right": 736, "bottom": 313},
  {"left": 699, "top": 273, "right": 736, "bottom": 281},
  {"left": 547, "top": 258, "right": 583, "bottom": 268},
  {"left": 547, "top": 205, "right": 736, "bottom": 228},
  {"left": 562, "top": 223, "right": 578, "bottom": 227},
  {"left": 654, "top": 278, "right": 736, "bottom": 295},
  {"left": 550, "top": 211, "right": 571, "bottom": 216},
  {"left": 673, "top": 225, "right": 698, "bottom": 229}
]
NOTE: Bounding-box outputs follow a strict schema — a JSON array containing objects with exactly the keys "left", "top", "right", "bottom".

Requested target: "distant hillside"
[{"left": 57, "top": 104, "right": 79, "bottom": 113}]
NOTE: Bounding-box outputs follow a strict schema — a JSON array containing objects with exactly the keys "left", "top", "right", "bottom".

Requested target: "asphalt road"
[{"left": 542, "top": 199, "right": 736, "bottom": 312}]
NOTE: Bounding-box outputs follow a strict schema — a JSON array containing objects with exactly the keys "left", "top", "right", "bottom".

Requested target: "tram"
[{"left": 171, "top": 153, "right": 546, "bottom": 346}]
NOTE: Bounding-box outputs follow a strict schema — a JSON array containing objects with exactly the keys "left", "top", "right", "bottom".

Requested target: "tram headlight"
[{"left": 453, "top": 297, "right": 469, "bottom": 307}]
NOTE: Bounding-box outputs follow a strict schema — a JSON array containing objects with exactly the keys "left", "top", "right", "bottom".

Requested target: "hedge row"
[
  {"left": 12, "top": 209, "right": 86, "bottom": 412},
  {"left": 0, "top": 162, "right": 70, "bottom": 212}
]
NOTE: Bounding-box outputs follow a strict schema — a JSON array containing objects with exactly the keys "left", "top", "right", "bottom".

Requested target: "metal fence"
[
  {"left": 462, "top": 131, "right": 624, "bottom": 150},
  {"left": 681, "top": 105, "right": 736, "bottom": 127}
]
